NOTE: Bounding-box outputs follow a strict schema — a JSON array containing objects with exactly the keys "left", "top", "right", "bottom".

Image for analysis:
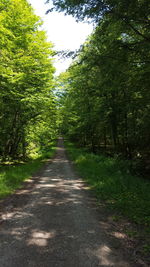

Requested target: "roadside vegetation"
[
  {"left": 0, "top": 0, "right": 58, "bottom": 199},
  {"left": 57, "top": 0, "right": 150, "bottom": 177},
  {"left": 52, "top": 1, "right": 150, "bottom": 257},
  {"left": 0, "top": 141, "right": 56, "bottom": 199},
  {"left": 65, "top": 141, "right": 150, "bottom": 229},
  {"left": 0, "top": 0, "right": 149, "bottom": 235},
  {"left": 0, "top": 0, "right": 57, "bottom": 162}
]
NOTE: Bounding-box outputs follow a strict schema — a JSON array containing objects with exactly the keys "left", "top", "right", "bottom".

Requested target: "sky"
[{"left": 28, "top": 0, "right": 93, "bottom": 75}]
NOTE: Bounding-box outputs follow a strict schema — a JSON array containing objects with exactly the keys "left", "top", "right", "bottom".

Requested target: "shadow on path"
[{"left": 0, "top": 138, "right": 137, "bottom": 267}]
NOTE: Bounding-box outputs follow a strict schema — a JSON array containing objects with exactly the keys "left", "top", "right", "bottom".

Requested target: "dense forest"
[
  {"left": 0, "top": 0, "right": 150, "bottom": 174},
  {"left": 0, "top": 1, "right": 149, "bottom": 260},
  {"left": 52, "top": 0, "right": 150, "bottom": 175},
  {"left": 0, "top": 0, "right": 57, "bottom": 161}
]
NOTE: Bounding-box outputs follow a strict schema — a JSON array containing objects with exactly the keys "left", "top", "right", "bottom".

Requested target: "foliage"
[
  {"left": 57, "top": 3, "right": 150, "bottom": 174},
  {"left": 65, "top": 141, "right": 150, "bottom": 227},
  {"left": 0, "top": 140, "right": 56, "bottom": 199},
  {"left": 47, "top": 0, "right": 150, "bottom": 38},
  {"left": 0, "top": 0, "right": 57, "bottom": 161}
]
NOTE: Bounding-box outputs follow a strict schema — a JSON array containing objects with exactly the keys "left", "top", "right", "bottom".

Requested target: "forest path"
[{"left": 0, "top": 138, "right": 135, "bottom": 267}]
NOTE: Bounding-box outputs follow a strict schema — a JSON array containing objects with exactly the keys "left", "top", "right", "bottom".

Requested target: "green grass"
[
  {"left": 65, "top": 141, "right": 150, "bottom": 228},
  {"left": 0, "top": 141, "right": 56, "bottom": 199}
]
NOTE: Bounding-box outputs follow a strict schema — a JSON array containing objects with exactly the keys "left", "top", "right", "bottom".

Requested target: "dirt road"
[{"left": 0, "top": 138, "right": 137, "bottom": 266}]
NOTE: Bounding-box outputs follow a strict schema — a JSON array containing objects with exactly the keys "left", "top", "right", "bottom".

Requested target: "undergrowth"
[
  {"left": 65, "top": 141, "right": 150, "bottom": 228},
  {"left": 0, "top": 141, "right": 56, "bottom": 199}
]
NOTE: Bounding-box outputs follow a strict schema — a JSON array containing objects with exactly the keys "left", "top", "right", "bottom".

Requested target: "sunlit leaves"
[
  {"left": 59, "top": 4, "right": 150, "bottom": 167},
  {"left": 0, "top": 0, "right": 56, "bottom": 159}
]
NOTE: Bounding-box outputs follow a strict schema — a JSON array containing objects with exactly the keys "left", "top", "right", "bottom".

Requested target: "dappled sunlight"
[
  {"left": 52, "top": 158, "right": 69, "bottom": 164},
  {"left": 99, "top": 221, "right": 111, "bottom": 231},
  {"left": 87, "top": 229, "right": 95, "bottom": 234},
  {"left": 16, "top": 188, "right": 32, "bottom": 195},
  {"left": 95, "top": 244, "right": 129, "bottom": 266},
  {"left": 45, "top": 201, "right": 53, "bottom": 205},
  {"left": 27, "top": 230, "right": 55, "bottom": 247},
  {"left": 51, "top": 178, "right": 62, "bottom": 181},
  {"left": 0, "top": 139, "right": 131, "bottom": 267},
  {"left": 2, "top": 212, "right": 16, "bottom": 220},
  {"left": 96, "top": 245, "right": 113, "bottom": 266},
  {"left": 10, "top": 226, "right": 29, "bottom": 241},
  {"left": 36, "top": 183, "right": 56, "bottom": 188},
  {"left": 14, "top": 211, "right": 34, "bottom": 219},
  {"left": 111, "top": 231, "right": 126, "bottom": 239},
  {"left": 25, "top": 179, "right": 34, "bottom": 183},
  {"left": 2, "top": 210, "right": 34, "bottom": 221}
]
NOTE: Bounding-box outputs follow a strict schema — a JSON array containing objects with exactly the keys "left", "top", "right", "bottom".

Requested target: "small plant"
[
  {"left": 0, "top": 141, "right": 56, "bottom": 199},
  {"left": 142, "top": 244, "right": 150, "bottom": 255},
  {"left": 65, "top": 141, "right": 150, "bottom": 229}
]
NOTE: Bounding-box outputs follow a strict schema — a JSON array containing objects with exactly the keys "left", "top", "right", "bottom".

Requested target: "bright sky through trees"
[{"left": 28, "top": 0, "right": 93, "bottom": 75}]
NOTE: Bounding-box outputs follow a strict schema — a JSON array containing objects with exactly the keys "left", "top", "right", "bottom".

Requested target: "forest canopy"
[
  {"left": 0, "top": 0, "right": 57, "bottom": 160},
  {"left": 0, "top": 0, "right": 150, "bottom": 175},
  {"left": 54, "top": 0, "right": 150, "bottom": 175}
]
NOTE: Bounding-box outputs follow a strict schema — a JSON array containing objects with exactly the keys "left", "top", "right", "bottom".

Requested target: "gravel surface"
[{"left": 0, "top": 138, "right": 139, "bottom": 266}]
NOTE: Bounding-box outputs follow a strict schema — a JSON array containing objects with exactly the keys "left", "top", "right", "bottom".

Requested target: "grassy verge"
[
  {"left": 65, "top": 141, "right": 150, "bottom": 229},
  {"left": 0, "top": 141, "right": 56, "bottom": 199}
]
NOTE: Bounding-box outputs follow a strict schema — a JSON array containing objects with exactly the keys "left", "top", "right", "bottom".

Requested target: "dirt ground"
[{"left": 0, "top": 138, "right": 148, "bottom": 267}]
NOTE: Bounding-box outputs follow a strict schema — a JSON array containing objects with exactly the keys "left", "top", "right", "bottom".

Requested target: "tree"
[
  {"left": 0, "top": 0, "right": 56, "bottom": 160},
  {"left": 58, "top": 10, "right": 150, "bottom": 167},
  {"left": 46, "top": 0, "right": 150, "bottom": 41}
]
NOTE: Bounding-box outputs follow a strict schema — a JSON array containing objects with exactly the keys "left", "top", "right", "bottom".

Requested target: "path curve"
[{"left": 0, "top": 138, "right": 136, "bottom": 266}]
